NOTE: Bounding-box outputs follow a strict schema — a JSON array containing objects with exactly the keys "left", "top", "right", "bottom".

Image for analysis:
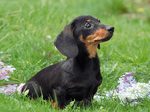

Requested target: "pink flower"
[
  {"left": 0, "top": 83, "right": 25, "bottom": 95},
  {"left": 0, "top": 61, "right": 16, "bottom": 81},
  {"left": 17, "top": 83, "right": 25, "bottom": 94},
  {"left": 116, "top": 72, "right": 137, "bottom": 93},
  {"left": 0, "top": 84, "right": 18, "bottom": 95},
  {"left": 105, "top": 72, "right": 150, "bottom": 105}
]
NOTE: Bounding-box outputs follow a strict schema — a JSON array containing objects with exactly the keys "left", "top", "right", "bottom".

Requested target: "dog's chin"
[
  {"left": 99, "top": 33, "right": 113, "bottom": 42},
  {"left": 92, "top": 32, "right": 113, "bottom": 43},
  {"left": 93, "top": 37, "right": 112, "bottom": 43}
]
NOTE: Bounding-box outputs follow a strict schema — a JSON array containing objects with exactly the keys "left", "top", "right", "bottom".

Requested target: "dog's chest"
[
  {"left": 65, "top": 72, "right": 99, "bottom": 100},
  {"left": 62, "top": 58, "right": 100, "bottom": 99}
]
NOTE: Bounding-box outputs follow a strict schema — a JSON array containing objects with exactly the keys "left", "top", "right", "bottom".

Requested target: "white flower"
[
  {"left": 0, "top": 61, "right": 16, "bottom": 81},
  {"left": 105, "top": 72, "right": 150, "bottom": 105},
  {"left": 94, "top": 94, "right": 101, "bottom": 101},
  {"left": 0, "top": 61, "right": 4, "bottom": 66},
  {"left": 17, "top": 83, "right": 25, "bottom": 94},
  {"left": 0, "top": 84, "right": 18, "bottom": 95}
]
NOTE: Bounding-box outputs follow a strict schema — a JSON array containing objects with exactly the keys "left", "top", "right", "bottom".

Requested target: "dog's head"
[{"left": 55, "top": 15, "right": 114, "bottom": 58}]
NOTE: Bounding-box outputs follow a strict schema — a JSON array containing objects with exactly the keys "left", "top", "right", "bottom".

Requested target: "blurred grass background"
[{"left": 0, "top": 0, "right": 150, "bottom": 111}]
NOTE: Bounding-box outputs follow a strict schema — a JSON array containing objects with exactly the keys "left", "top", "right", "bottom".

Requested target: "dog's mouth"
[
  {"left": 79, "top": 28, "right": 114, "bottom": 47},
  {"left": 87, "top": 29, "right": 113, "bottom": 43},
  {"left": 84, "top": 28, "right": 113, "bottom": 44}
]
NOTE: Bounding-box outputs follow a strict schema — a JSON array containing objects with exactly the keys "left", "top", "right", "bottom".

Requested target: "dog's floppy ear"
[{"left": 54, "top": 24, "right": 78, "bottom": 58}]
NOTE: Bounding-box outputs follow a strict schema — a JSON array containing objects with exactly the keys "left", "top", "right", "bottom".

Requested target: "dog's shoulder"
[{"left": 61, "top": 58, "right": 74, "bottom": 73}]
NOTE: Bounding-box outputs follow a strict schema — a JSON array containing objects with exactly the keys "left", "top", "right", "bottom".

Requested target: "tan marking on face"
[
  {"left": 80, "top": 36, "right": 98, "bottom": 58},
  {"left": 79, "top": 29, "right": 108, "bottom": 58},
  {"left": 86, "top": 29, "right": 109, "bottom": 43}
]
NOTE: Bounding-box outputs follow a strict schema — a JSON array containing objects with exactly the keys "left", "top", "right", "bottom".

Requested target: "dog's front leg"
[
  {"left": 73, "top": 97, "right": 92, "bottom": 107},
  {"left": 82, "top": 98, "right": 92, "bottom": 106},
  {"left": 52, "top": 87, "right": 67, "bottom": 109}
]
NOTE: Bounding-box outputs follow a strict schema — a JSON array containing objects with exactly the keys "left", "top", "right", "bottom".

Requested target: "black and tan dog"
[{"left": 22, "top": 15, "right": 114, "bottom": 108}]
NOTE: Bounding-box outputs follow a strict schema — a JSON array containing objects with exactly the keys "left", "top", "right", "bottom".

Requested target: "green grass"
[{"left": 0, "top": 0, "right": 150, "bottom": 111}]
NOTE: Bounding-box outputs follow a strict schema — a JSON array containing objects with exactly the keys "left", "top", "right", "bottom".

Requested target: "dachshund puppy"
[{"left": 22, "top": 15, "right": 114, "bottom": 108}]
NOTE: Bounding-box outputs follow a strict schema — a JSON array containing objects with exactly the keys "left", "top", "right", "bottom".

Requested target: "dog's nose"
[{"left": 106, "top": 26, "right": 114, "bottom": 32}]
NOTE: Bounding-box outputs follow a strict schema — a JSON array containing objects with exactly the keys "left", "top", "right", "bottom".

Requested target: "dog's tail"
[{"left": 21, "top": 81, "right": 42, "bottom": 99}]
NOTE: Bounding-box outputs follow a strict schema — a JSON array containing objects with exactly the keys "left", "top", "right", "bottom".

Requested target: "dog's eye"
[{"left": 84, "top": 23, "right": 94, "bottom": 29}]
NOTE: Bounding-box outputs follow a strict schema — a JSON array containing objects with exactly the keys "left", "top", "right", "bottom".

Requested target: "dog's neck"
[
  {"left": 86, "top": 44, "right": 98, "bottom": 58},
  {"left": 79, "top": 36, "right": 99, "bottom": 58},
  {"left": 73, "top": 50, "right": 99, "bottom": 70},
  {"left": 63, "top": 52, "right": 100, "bottom": 74}
]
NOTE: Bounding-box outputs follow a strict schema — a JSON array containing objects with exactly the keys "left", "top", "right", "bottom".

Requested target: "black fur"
[{"left": 22, "top": 15, "right": 114, "bottom": 108}]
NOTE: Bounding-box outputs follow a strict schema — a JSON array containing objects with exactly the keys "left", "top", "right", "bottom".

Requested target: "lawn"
[{"left": 0, "top": 0, "right": 150, "bottom": 111}]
